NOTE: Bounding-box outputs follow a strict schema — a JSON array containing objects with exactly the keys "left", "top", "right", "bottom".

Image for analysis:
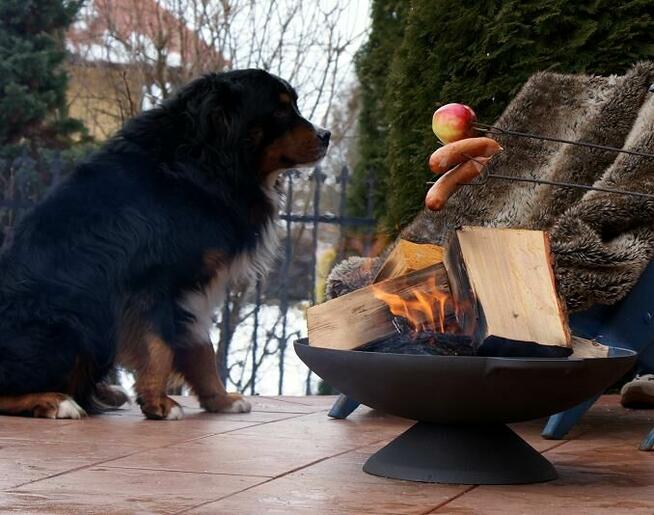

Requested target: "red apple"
[{"left": 432, "top": 103, "right": 477, "bottom": 144}]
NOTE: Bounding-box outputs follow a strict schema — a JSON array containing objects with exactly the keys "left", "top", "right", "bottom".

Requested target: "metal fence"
[
  {"left": 0, "top": 151, "right": 377, "bottom": 396},
  {"left": 219, "top": 166, "right": 377, "bottom": 395}
]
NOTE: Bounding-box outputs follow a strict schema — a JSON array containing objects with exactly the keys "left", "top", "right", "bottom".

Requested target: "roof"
[{"left": 67, "top": 0, "right": 226, "bottom": 70}]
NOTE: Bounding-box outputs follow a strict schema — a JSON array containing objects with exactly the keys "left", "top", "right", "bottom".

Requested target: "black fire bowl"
[{"left": 294, "top": 339, "right": 637, "bottom": 485}]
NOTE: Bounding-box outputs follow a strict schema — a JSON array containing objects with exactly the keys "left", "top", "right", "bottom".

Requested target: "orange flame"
[{"left": 372, "top": 275, "right": 452, "bottom": 333}]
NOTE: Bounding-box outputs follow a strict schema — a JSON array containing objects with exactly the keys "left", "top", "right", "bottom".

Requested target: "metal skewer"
[
  {"left": 426, "top": 173, "right": 654, "bottom": 200},
  {"left": 425, "top": 123, "right": 654, "bottom": 199},
  {"left": 474, "top": 122, "right": 654, "bottom": 160}
]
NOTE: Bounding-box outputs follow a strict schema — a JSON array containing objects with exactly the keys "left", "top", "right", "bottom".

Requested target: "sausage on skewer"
[
  {"left": 425, "top": 157, "right": 489, "bottom": 211},
  {"left": 428, "top": 137, "right": 501, "bottom": 175}
]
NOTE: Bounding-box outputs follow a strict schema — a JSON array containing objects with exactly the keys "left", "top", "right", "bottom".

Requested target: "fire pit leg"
[
  {"left": 363, "top": 422, "right": 557, "bottom": 484},
  {"left": 328, "top": 394, "right": 360, "bottom": 419}
]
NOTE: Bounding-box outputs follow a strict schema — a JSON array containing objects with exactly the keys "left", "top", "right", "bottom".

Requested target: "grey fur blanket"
[{"left": 328, "top": 62, "right": 654, "bottom": 312}]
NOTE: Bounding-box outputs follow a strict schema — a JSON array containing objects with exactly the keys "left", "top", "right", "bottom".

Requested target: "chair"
[
  {"left": 542, "top": 260, "right": 654, "bottom": 449},
  {"left": 328, "top": 259, "right": 654, "bottom": 450}
]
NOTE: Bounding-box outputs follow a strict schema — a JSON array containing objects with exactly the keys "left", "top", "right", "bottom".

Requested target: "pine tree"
[
  {"left": 356, "top": 0, "right": 654, "bottom": 233},
  {"left": 0, "top": 0, "right": 85, "bottom": 150}
]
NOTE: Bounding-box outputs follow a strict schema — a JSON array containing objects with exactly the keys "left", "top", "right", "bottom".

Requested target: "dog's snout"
[{"left": 317, "top": 129, "right": 331, "bottom": 146}]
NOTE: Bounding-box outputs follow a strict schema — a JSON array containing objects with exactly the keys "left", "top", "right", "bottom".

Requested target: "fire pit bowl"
[{"left": 294, "top": 339, "right": 636, "bottom": 484}]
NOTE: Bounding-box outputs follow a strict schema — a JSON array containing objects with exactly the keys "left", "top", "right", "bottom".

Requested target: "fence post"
[
  {"left": 364, "top": 167, "right": 376, "bottom": 256},
  {"left": 336, "top": 165, "right": 349, "bottom": 262},
  {"left": 50, "top": 152, "right": 64, "bottom": 188},
  {"left": 277, "top": 170, "right": 296, "bottom": 395},
  {"left": 306, "top": 166, "right": 326, "bottom": 395},
  {"left": 218, "top": 286, "right": 231, "bottom": 384},
  {"left": 250, "top": 279, "right": 262, "bottom": 395},
  {"left": 309, "top": 166, "right": 326, "bottom": 306}
]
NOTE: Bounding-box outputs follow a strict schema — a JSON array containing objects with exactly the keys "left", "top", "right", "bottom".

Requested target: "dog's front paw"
[
  {"left": 139, "top": 395, "right": 184, "bottom": 420},
  {"left": 200, "top": 392, "right": 251, "bottom": 414},
  {"left": 30, "top": 393, "right": 87, "bottom": 419},
  {"left": 222, "top": 396, "right": 252, "bottom": 413},
  {"left": 56, "top": 397, "right": 87, "bottom": 419}
]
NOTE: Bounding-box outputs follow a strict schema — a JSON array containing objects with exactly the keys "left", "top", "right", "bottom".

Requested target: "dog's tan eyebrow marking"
[{"left": 279, "top": 93, "right": 292, "bottom": 104}]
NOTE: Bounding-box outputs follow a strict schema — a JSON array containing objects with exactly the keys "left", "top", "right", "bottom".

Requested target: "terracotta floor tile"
[
  {"left": 0, "top": 396, "right": 651, "bottom": 514},
  {"left": 189, "top": 505, "right": 366, "bottom": 515},
  {"left": 245, "top": 396, "right": 325, "bottom": 414},
  {"left": 3, "top": 466, "right": 264, "bottom": 515},
  {"left": 0, "top": 439, "right": 140, "bottom": 490},
  {"left": 106, "top": 431, "right": 360, "bottom": 478},
  {"left": 0, "top": 416, "right": 76, "bottom": 440},
  {"left": 543, "top": 439, "right": 654, "bottom": 487},
  {"left": 432, "top": 486, "right": 654, "bottom": 515},
  {"left": 1, "top": 414, "right": 258, "bottom": 450},
  {"left": 273, "top": 395, "right": 340, "bottom": 408},
  {"left": 509, "top": 419, "right": 582, "bottom": 452},
  {"left": 186, "top": 474, "right": 468, "bottom": 515},
  {"left": 278, "top": 442, "right": 408, "bottom": 484},
  {"left": 185, "top": 409, "right": 302, "bottom": 424},
  {"left": 231, "top": 409, "right": 412, "bottom": 447},
  {"left": 433, "top": 425, "right": 654, "bottom": 514}
]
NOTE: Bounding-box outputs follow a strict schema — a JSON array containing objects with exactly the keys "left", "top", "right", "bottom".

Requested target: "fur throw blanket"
[{"left": 328, "top": 62, "right": 654, "bottom": 312}]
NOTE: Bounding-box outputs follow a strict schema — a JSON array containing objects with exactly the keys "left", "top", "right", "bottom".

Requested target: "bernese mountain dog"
[{"left": 0, "top": 69, "right": 330, "bottom": 420}]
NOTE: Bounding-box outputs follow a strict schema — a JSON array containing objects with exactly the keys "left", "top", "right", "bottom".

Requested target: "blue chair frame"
[
  {"left": 328, "top": 261, "right": 654, "bottom": 449},
  {"left": 542, "top": 260, "right": 654, "bottom": 443}
]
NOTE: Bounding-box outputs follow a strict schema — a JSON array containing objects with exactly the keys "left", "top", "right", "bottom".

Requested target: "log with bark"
[{"left": 307, "top": 264, "right": 454, "bottom": 351}]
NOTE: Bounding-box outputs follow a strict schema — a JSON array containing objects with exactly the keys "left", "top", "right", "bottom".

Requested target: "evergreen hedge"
[{"left": 347, "top": 0, "right": 408, "bottom": 221}]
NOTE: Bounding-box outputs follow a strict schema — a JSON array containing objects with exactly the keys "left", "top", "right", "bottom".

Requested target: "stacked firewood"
[{"left": 307, "top": 227, "right": 607, "bottom": 359}]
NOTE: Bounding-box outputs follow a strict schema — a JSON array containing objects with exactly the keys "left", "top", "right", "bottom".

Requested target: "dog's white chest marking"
[{"left": 180, "top": 216, "right": 279, "bottom": 342}]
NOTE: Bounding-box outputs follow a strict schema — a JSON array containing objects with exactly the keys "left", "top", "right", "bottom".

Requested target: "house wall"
[{"left": 67, "top": 63, "right": 145, "bottom": 140}]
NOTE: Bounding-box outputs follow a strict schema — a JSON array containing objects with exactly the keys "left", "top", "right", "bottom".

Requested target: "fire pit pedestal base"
[
  {"left": 364, "top": 422, "right": 556, "bottom": 484},
  {"left": 294, "top": 339, "right": 637, "bottom": 485}
]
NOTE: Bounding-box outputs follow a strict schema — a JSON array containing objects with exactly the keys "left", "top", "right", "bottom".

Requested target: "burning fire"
[{"left": 372, "top": 275, "right": 452, "bottom": 333}]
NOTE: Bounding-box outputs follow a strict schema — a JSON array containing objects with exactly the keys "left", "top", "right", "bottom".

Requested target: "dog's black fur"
[{"left": 0, "top": 69, "right": 329, "bottom": 413}]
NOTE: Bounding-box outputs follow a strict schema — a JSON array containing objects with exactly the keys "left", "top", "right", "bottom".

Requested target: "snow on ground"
[
  {"left": 119, "top": 303, "right": 320, "bottom": 397},
  {"left": 220, "top": 303, "right": 320, "bottom": 396}
]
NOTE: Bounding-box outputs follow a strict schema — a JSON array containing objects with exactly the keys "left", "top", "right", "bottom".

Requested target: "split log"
[
  {"left": 307, "top": 264, "right": 454, "bottom": 351},
  {"left": 445, "top": 226, "right": 571, "bottom": 356},
  {"left": 570, "top": 336, "right": 609, "bottom": 358},
  {"left": 374, "top": 239, "right": 444, "bottom": 282},
  {"left": 359, "top": 316, "right": 475, "bottom": 356}
]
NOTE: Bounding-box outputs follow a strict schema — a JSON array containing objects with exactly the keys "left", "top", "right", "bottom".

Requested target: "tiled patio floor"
[{"left": 0, "top": 395, "right": 652, "bottom": 514}]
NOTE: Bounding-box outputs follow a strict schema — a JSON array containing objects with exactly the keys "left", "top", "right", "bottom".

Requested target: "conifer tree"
[{"left": 0, "top": 0, "right": 85, "bottom": 150}]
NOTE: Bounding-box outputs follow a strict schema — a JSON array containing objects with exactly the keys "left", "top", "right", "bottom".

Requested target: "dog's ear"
[
  {"left": 180, "top": 76, "right": 243, "bottom": 148},
  {"left": 206, "top": 80, "right": 244, "bottom": 147}
]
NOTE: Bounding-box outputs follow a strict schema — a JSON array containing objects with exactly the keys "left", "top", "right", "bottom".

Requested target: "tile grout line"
[
  {"left": 539, "top": 437, "right": 579, "bottom": 454},
  {"left": 227, "top": 409, "right": 316, "bottom": 415},
  {"left": 99, "top": 465, "right": 272, "bottom": 479},
  {"left": 5, "top": 411, "right": 308, "bottom": 491},
  {"left": 424, "top": 485, "right": 478, "bottom": 514},
  {"left": 197, "top": 412, "right": 310, "bottom": 436},
  {"left": 171, "top": 436, "right": 397, "bottom": 515},
  {"left": 539, "top": 428, "right": 591, "bottom": 454},
  {"left": 257, "top": 396, "right": 329, "bottom": 407}
]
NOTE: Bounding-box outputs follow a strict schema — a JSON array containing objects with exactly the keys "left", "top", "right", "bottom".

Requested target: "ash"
[{"left": 359, "top": 316, "right": 475, "bottom": 356}]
